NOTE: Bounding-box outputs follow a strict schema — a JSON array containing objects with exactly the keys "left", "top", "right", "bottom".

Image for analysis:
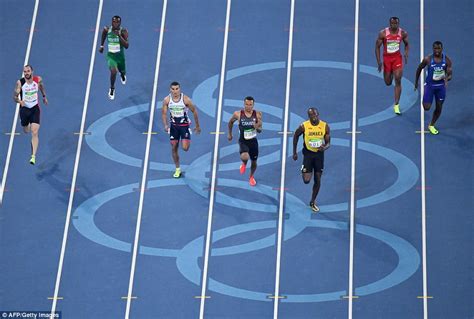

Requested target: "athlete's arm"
[
  {"left": 99, "top": 26, "right": 108, "bottom": 53},
  {"left": 292, "top": 124, "right": 305, "bottom": 160},
  {"left": 38, "top": 76, "right": 48, "bottom": 105},
  {"left": 320, "top": 124, "right": 331, "bottom": 152},
  {"left": 445, "top": 55, "right": 453, "bottom": 83},
  {"left": 402, "top": 30, "right": 409, "bottom": 64},
  {"left": 255, "top": 111, "right": 263, "bottom": 133},
  {"left": 184, "top": 95, "right": 201, "bottom": 134},
  {"left": 227, "top": 111, "right": 240, "bottom": 141},
  {"left": 375, "top": 30, "right": 385, "bottom": 72},
  {"left": 414, "top": 56, "right": 429, "bottom": 90},
  {"left": 13, "top": 80, "right": 24, "bottom": 106},
  {"left": 119, "top": 28, "right": 129, "bottom": 49},
  {"left": 162, "top": 97, "right": 170, "bottom": 132}
]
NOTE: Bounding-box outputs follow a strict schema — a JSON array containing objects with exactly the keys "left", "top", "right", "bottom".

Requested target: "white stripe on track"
[
  {"left": 50, "top": 0, "right": 103, "bottom": 316},
  {"left": 0, "top": 0, "right": 40, "bottom": 205},
  {"left": 419, "top": 0, "right": 429, "bottom": 317},
  {"left": 347, "top": 0, "right": 360, "bottom": 317},
  {"left": 124, "top": 0, "right": 168, "bottom": 318},
  {"left": 199, "top": 1, "right": 231, "bottom": 318},
  {"left": 272, "top": 0, "right": 295, "bottom": 318}
]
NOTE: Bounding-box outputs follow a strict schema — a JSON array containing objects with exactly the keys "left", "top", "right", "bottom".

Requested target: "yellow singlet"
[{"left": 303, "top": 120, "right": 326, "bottom": 152}]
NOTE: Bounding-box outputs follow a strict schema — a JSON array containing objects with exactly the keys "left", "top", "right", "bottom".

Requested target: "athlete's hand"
[
  {"left": 377, "top": 62, "right": 382, "bottom": 73},
  {"left": 404, "top": 54, "right": 408, "bottom": 64},
  {"left": 43, "top": 96, "right": 48, "bottom": 105},
  {"left": 292, "top": 153, "right": 298, "bottom": 161},
  {"left": 194, "top": 126, "right": 201, "bottom": 134},
  {"left": 444, "top": 78, "right": 449, "bottom": 87},
  {"left": 227, "top": 133, "right": 232, "bottom": 141},
  {"left": 19, "top": 100, "right": 25, "bottom": 107},
  {"left": 414, "top": 83, "right": 418, "bottom": 91},
  {"left": 164, "top": 124, "right": 169, "bottom": 133}
]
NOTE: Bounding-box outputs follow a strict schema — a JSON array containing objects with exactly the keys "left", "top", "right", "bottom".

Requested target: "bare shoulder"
[
  {"left": 163, "top": 95, "right": 170, "bottom": 104},
  {"left": 401, "top": 29, "right": 409, "bottom": 37},
  {"left": 183, "top": 94, "right": 193, "bottom": 105}
]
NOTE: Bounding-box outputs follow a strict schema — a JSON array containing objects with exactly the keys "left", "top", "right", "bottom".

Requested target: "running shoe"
[
  {"left": 108, "top": 87, "right": 115, "bottom": 100},
  {"left": 173, "top": 167, "right": 181, "bottom": 178},
  {"left": 239, "top": 163, "right": 246, "bottom": 175},
  {"left": 29, "top": 155, "right": 36, "bottom": 165},
  {"left": 393, "top": 104, "right": 401, "bottom": 115},
  {"left": 309, "top": 202, "right": 319, "bottom": 213},
  {"left": 428, "top": 125, "right": 439, "bottom": 135},
  {"left": 120, "top": 74, "right": 127, "bottom": 85},
  {"left": 249, "top": 176, "right": 256, "bottom": 186}
]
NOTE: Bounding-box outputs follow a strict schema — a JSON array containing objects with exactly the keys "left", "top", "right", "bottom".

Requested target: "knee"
[
  {"left": 394, "top": 78, "right": 402, "bottom": 86},
  {"left": 423, "top": 103, "right": 431, "bottom": 111},
  {"left": 111, "top": 68, "right": 117, "bottom": 75},
  {"left": 240, "top": 153, "right": 249, "bottom": 162},
  {"left": 182, "top": 144, "right": 190, "bottom": 152}
]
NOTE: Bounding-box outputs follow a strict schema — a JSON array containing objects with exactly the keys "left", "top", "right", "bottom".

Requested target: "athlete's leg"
[
  {"left": 171, "top": 142, "right": 180, "bottom": 168},
  {"left": 181, "top": 140, "right": 190, "bottom": 151},
  {"left": 430, "top": 102, "right": 443, "bottom": 126},
  {"left": 383, "top": 71, "right": 393, "bottom": 86},
  {"left": 240, "top": 152, "right": 249, "bottom": 165},
  {"left": 393, "top": 68, "right": 403, "bottom": 105},
  {"left": 22, "top": 124, "right": 31, "bottom": 133},
  {"left": 250, "top": 159, "right": 257, "bottom": 177},
  {"left": 311, "top": 172, "right": 322, "bottom": 203},
  {"left": 110, "top": 67, "right": 118, "bottom": 88},
  {"left": 30, "top": 123, "right": 40, "bottom": 156}
]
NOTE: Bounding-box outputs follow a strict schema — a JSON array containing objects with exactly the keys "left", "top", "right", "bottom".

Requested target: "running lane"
[
  {"left": 0, "top": 0, "right": 97, "bottom": 312},
  {"left": 54, "top": 1, "right": 164, "bottom": 318},
  {"left": 129, "top": 0, "right": 227, "bottom": 318},
  {"left": 279, "top": 0, "right": 354, "bottom": 318}
]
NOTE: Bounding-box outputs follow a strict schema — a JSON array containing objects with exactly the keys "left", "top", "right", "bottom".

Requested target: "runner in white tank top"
[
  {"left": 161, "top": 81, "right": 201, "bottom": 178},
  {"left": 13, "top": 65, "right": 48, "bottom": 165}
]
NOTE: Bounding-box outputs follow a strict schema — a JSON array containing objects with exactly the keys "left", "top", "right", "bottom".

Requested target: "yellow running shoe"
[
  {"left": 173, "top": 167, "right": 181, "bottom": 178},
  {"left": 29, "top": 155, "right": 36, "bottom": 165},
  {"left": 393, "top": 104, "right": 401, "bottom": 115},
  {"left": 428, "top": 125, "right": 439, "bottom": 135}
]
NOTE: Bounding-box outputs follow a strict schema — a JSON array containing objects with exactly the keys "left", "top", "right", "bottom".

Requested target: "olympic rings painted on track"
[{"left": 77, "top": 60, "right": 420, "bottom": 302}]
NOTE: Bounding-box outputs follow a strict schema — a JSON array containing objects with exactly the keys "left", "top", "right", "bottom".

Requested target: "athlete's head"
[
  {"left": 170, "top": 81, "right": 181, "bottom": 98},
  {"left": 307, "top": 107, "right": 319, "bottom": 124},
  {"left": 23, "top": 65, "right": 33, "bottom": 80},
  {"left": 432, "top": 41, "right": 443, "bottom": 57},
  {"left": 112, "top": 16, "right": 121, "bottom": 29},
  {"left": 389, "top": 17, "right": 400, "bottom": 31},
  {"left": 244, "top": 96, "right": 255, "bottom": 113}
]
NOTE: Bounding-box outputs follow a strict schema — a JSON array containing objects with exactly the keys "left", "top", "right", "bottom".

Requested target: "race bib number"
[
  {"left": 24, "top": 91, "right": 37, "bottom": 102},
  {"left": 387, "top": 41, "right": 400, "bottom": 54},
  {"left": 244, "top": 129, "right": 257, "bottom": 140},
  {"left": 308, "top": 138, "right": 323, "bottom": 148},
  {"left": 433, "top": 69, "right": 445, "bottom": 81},
  {"left": 170, "top": 107, "right": 184, "bottom": 118},
  {"left": 108, "top": 42, "right": 120, "bottom": 53}
]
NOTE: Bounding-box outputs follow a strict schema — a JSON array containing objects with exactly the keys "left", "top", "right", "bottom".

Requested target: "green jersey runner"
[{"left": 99, "top": 16, "right": 129, "bottom": 100}]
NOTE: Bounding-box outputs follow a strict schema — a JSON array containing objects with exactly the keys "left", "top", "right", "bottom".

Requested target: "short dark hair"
[
  {"left": 170, "top": 81, "right": 180, "bottom": 87},
  {"left": 24, "top": 64, "right": 33, "bottom": 71},
  {"left": 389, "top": 16, "right": 399, "bottom": 22},
  {"left": 308, "top": 107, "right": 319, "bottom": 115},
  {"left": 244, "top": 96, "right": 254, "bottom": 102},
  {"left": 433, "top": 40, "right": 443, "bottom": 48},
  {"left": 112, "top": 15, "right": 121, "bottom": 21}
]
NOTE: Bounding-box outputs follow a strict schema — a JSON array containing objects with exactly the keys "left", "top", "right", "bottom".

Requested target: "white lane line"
[
  {"left": 50, "top": 0, "right": 103, "bottom": 316},
  {"left": 0, "top": 0, "right": 40, "bottom": 205},
  {"left": 347, "top": 0, "right": 360, "bottom": 317},
  {"left": 272, "top": 0, "right": 295, "bottom": 318},
  {"left": 199, "top": 1, "right": 232, "bottom": 318},
  {"left": 124, "top": 1, "right": 168, "bottom": 318},
  {"left": 419, "top": 0, "right": 429, "bottom": 317}
]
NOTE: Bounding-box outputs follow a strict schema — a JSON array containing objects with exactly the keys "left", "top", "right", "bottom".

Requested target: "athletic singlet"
[
  {"left": 426, "top": 54, "right": 447, "bottom": 86},
  {"left": 168, "top": 93, "right": 190, "bottom": 125},
  {"left": 303, "top": 120, "right": 326, "bottom": 153},
  {"left": 383, "top": 27, "right": 403, "bottom": 56},
  {"left": 19, "top": 76, "right": 40, "bottom": 109},
  {"left": 239, "top": 110, "right": 257, "bottom": 141},
  {"left": 107, "top": 26, "right": 123, "bottom": 54}
]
